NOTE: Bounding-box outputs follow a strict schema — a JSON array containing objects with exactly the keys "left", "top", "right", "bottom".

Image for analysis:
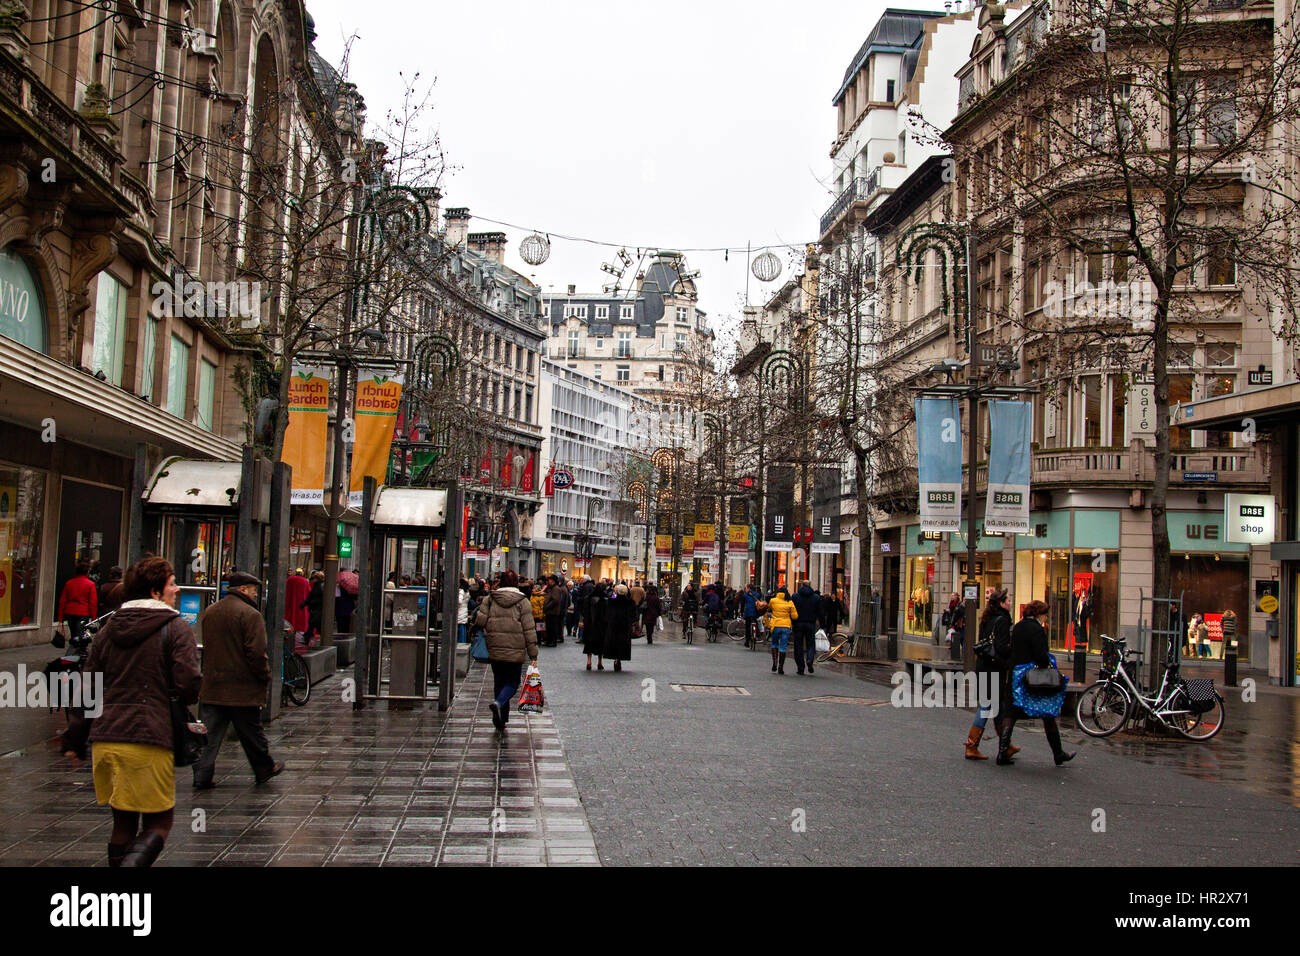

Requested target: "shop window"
[
  {"left": 0, "top": 247, "right": 47, "bottom": 354},
  {"left": 905, "top": 556, "right": 935, "bottom": 637},
  {"left": 1172, "top": 555, "right": 1249, "bottom": 661},
  {"left": 92, "top": 272, "right": 128, "bottom": 385},
  {"left": 140, "top": 316, "right": 158, "bottom": 402},
  {"left": 166, "top": 335, "right": 190, "bottom": 418},
  {"left": 0, "top": 464, "right": 45, "bottom": 627},
  {"left": 196, "top": 359, "right": 216, "bottom": 431}
]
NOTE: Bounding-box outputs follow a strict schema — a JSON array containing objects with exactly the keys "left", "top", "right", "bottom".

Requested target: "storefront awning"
[
  {"left": 143, "top": 458, "right": 242, "bottom": 509},
  {"left": 372, "top": 486, "right": 447, "bottom": 529},
  {"left": 1175, "top": 380, "right": 1300, "bottom": 432}
]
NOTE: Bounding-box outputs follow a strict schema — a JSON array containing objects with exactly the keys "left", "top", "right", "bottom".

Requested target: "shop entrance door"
[
  {"left": 54, "top": 479, "right": 123, "bottom": 617},
  {"left": 882, "top": 556, "right": 899, "bottom": 635}
]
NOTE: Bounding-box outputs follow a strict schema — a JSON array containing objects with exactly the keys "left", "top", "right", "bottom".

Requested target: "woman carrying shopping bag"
[{"left": 996, "top": 599, "right": 1076, "bottom": 767}]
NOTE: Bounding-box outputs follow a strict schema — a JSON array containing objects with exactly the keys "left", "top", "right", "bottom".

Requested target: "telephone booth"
[
  {"left": 140, "top": 457, "right": 272, "bottom": 626},
  {"left": 360, "top": 485, "right": 459, "bottom": 704}
]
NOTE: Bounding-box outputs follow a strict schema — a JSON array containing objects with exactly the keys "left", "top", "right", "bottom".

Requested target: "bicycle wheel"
[
  {"left": 1169, "top": 690, "right": 1225, "bottom": 741},
  {"left": 283, "top": 652, "right": 311, "bottom": 706},
  {"left": 1075, "top": 681, "right": 1130, "bottom": 737}
]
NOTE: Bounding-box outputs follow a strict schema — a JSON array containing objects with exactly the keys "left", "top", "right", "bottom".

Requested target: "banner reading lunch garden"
[
  {"left": 348, "top": 370, "right": 404, "bottom": 507},
  {"left": 283, "top": 365, "right": 332, "bottom": 505}
]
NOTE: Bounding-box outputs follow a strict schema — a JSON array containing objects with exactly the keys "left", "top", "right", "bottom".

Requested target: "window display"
[
  {"left": 0, "top": 465, "right": 45, "bottom": 628},
  {"left": 905, "top": 555, "right": 935, "bottom": 637},
  {"left": 1172, "top": 555, "right": 1248, "bottom": 661}
]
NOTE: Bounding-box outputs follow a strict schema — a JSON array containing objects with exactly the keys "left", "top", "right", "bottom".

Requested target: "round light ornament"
[
  {"left": 751, "top": 251, "right": 782, "bottom": 283},
  {"left": 519, "top": 233, "right": 551, "bottom": 266}
]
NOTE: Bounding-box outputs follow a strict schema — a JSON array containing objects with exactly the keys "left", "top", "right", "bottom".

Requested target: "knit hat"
[{"left": 614, "top": 584, "right": 628, "bottom": 596}]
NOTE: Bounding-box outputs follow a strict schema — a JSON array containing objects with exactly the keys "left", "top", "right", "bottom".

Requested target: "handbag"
[
  {"left": 1023, "top": 664, "right": 1066, "bottom": 696},
  {"left": 815, "top": 629, "right": 830, "bottom": 654},
  {"left": 162, "top": 622, "right": 207, "bottom": 767}
]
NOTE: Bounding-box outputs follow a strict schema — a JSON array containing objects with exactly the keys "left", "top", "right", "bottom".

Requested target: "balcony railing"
[{"left": 819, "top": 167, "right": 881, "bottom": 237}]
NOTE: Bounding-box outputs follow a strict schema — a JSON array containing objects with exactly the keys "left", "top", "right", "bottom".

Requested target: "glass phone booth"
[
  {"left": 141, "top": 458, "right": 270, "bottom": 632},
  {"left": 365, "top": 486, "right": 453, "bottom": 702}
]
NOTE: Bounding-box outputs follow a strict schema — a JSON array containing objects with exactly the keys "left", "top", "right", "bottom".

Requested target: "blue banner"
[
  {"left": 986, "top": 400, "right": 1032, "bottom": 533},
  {"left": 915, "top": 397, "right": 962, "bottom": 532}
]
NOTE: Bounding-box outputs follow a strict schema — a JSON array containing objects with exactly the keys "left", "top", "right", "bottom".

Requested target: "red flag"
[
  {"left": 520, "top": 453, "right": 535, "bottom": 493},
  {"left": 478, "top": 448, "right": 492, "bottom": 484},
  {"left": 543, "top": 459, "right": 556, "bottom": 497},
  {"left": 499, "top": 446, "right": 513, "bottom": 488}
]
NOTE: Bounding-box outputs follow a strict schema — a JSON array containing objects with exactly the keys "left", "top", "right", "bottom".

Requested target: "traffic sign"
[{"left": 553, "top": 469, "right": 574, "bottom": 489}]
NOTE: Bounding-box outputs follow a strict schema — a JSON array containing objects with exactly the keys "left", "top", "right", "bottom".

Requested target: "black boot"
[
  {"left": 108, "top": 843, "right": 127, "bottom": 868},
  {"left": 771, "top": 649, "right": 778, "bottom": 672},
  {"left": 1045, "top": 719, "right": 1076, "bottom": 766},
  {"left": 995, "top": 721, "right": 1016, "bottom": 765},
  {"left": 778, "top": 652, "right": 786, "bottom": 675},
  {"left": 119, "top": 831, "right": 165, "bottom": 867}
]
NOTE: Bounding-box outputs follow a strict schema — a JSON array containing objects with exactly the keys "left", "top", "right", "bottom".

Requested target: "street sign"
[
  {"left": 1183, "top": 472, "right": 1218, "bottom": 482},
  {"left": 973, "top": 343, "right": 1012, "bottom": 368},
  {"left": 552, "top": 469, "right": 574, "bottom": 489}
]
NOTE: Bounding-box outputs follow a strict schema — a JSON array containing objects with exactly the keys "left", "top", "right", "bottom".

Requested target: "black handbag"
[
  {"left": 1023, "top": 665, "right": 1065, "bottom": 695},
  {"left": 50, "top": 627, "right": 66, "bottom": 649},
  {"left": 162, "top": 622, "right": 207, "bottom": 767}
]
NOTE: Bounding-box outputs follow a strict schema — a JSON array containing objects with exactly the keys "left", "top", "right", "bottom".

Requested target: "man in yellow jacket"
[{"left": 764, "top": 586, "right": 797, "bottom": 674}]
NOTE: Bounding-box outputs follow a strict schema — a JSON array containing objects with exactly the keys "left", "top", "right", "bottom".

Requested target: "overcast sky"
[{"left": 307, "top": 0, "right": 934, "bottom": 344}]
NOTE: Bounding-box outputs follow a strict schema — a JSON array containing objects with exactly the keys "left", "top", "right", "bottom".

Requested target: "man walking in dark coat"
[
  {"left": 791, "top": 581, "right": 821, "bottom": 675},
  {"left": 193, "top": 572, "right": 283, "bottom": 789}
]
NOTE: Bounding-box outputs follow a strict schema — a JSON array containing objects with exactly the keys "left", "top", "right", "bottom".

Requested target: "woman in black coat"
[
  {"left": 964, "top": 588, "right": 1013, "bottom": 760},
  {"left": 583, "top": 582, "right": 610, "bottom": 670},
  {"left": 996, "top": 600, "right": 1076, "bottom": 766},
  {"left": 602, "top": 584, "right": 636, "bottom": 670}
]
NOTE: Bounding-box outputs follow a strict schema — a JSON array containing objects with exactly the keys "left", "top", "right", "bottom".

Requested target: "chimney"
[
  {"left": 444, "top": 207, "right": 470, "bottom": 247},
  {"left": 567, "top": 284, "right": 576, "bottom": 296},
  {"left": 467, "top": 231, "right": 508, "bottom": 266}
]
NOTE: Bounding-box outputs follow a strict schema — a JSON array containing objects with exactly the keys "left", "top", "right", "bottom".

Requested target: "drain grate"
[
  {"left": 800, "top": 695, "right": 889, "bottom": 706},
  {"left": 671, "top": 683, "right": 751, "bottom": 696}
]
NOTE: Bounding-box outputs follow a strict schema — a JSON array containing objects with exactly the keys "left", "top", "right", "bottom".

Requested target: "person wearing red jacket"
[{"left": 58, "top": 561, "right": 98, "bottom": 639}]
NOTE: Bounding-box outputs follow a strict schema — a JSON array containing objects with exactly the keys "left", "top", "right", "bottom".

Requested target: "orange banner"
[
  {"left": 348, "top": 370, "right": 403, "bottom": 506},
  {"left": 283, "top": 366, "right": 331, "bottom": 505}
]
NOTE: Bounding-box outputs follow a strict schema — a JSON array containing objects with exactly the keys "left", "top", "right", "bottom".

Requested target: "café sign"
[{"left": 0, "top": 248, "right": 45, "bottom": 353}]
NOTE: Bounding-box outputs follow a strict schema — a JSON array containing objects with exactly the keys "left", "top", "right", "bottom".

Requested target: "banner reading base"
[{"left": 915, "top": 397, "right": 962, "bottom": 533}]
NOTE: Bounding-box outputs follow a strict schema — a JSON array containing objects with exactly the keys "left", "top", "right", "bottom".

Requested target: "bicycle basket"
[
  {"left": 1183, "top": 678, "right": 1216, "bottom": 714},
  {"left": 1100, "top": 643, "right": 1120, "bottom": 679}
]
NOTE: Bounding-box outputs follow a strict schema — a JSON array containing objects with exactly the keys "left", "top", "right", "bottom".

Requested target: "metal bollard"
[
  {"left": 1224, "top": 642, "right": 1238, "bottom": 686},
  {"left": 1073, "top": 645, "right": 1088, "bottom": 684},
  {"left": 887, "top": 631, "right": 898, "bottom": 661}
]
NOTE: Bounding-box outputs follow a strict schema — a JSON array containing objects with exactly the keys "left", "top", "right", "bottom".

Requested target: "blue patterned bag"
[{"left": 1012, "top": 654, "right": 1067, "bottom": 717}]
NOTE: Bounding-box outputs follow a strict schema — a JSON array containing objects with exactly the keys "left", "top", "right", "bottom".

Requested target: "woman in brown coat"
[
  {"left": 475, "top": 569, "right": 538, "bottom": 734},
  {"left": 84, "top": 556, "right": 201, "bottom": 867}
]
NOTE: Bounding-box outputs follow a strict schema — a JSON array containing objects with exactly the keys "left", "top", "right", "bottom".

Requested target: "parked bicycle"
[
  {"left": 816, "top": 633, "right": 857, "bottom": 664},
  {"left": 282, "top": 625, "right": 310, "bottom": 706},
  {"left": 1075, "top": 634, "right": 1223, "bottom": 741}
]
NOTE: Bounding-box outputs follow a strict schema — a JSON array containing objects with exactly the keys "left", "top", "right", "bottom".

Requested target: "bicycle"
[
  {"left": 1075, "top": 634, "right": 1223, "bottom": 741},
  {"left": 704, "top": 611, "right": 722, "bottom": 643},
  {"left": 816, "top": 632, "right": 857, "bottom": 664},
  {"left": 282, "top": 636, "right": 311, "bottom": 706},
  {"left": 680, "top": 611, "right": 697, "bottom": 644}
]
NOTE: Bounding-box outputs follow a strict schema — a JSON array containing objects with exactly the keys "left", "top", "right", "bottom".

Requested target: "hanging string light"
[{"left": 519, "top": 233, "right": 551, "bottom": 266}]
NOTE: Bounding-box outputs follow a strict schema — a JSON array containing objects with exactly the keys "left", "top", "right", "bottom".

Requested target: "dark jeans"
[
  {"left": 544, "top": 615, "right": 564, "bottom": 646},
  {"left": 791, "top": 625, "right": 816, "bottom": 671},
  {"left": 193, "top": 703, "right": 275, "bottom": 785},
  {"left": 1002, "top": 714, "right": 1065, "bottom": 758},
  {"left": 490, "top": 661, "right": 523, "bottom": 722},
  {"left": 744, "top": 615, "right": 759, "bottom": 644},
  {"left": 63, "top": 615, "right": 89, "bottom": 640}
]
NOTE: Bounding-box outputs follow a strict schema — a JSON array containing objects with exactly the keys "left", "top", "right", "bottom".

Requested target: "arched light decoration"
[
  {"left": 751, "top": 250, "right": 782, "bottom": 283},
  {"left": 519, "top": 233, "right": 551, "bottom": 266}
]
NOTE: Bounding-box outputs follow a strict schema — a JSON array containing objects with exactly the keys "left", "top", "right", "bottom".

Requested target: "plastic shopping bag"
[
  {"left": 517, "top": 663, "right": 545, "bottom": 714},
  {"left": 815, "top": 628, "right": 830, "bottom": 654},
  {"left": 656, "top": 616, "right": 664, "bottom": 632}
]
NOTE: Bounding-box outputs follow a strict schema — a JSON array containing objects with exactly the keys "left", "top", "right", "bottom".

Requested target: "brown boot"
[{"left": 964, "top": 725, "right": 989, "bottom": 760}]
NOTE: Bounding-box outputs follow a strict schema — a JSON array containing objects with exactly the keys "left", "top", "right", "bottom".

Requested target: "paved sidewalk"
[{"left": 0, "top": 664, "right": 597, "bottom": 866}]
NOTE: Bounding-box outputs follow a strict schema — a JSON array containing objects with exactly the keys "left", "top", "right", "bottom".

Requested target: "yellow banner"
[
  {"left": 655, "top": 534, "right": 671, "bottom": 558},
  {"left": 283, "top": 366, "right": 332, "bottom": 505},
  {"left": 348, "top": 370, "right": 403, "bottom": 506},
  {"left": 693, "top": 523, "right": 715, "bottom": 556},
  {"left": 728, "top": 524, "right": 748, "bottom": 555}
]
